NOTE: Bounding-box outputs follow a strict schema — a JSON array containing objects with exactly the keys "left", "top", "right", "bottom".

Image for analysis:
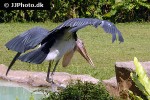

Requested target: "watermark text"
[{"left": 1, "top": 0, "right": 49, "bottom": 10}]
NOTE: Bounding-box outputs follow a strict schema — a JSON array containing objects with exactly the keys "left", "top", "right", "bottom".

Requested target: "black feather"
[
  {"left": 6, "top": 52, "right": 21, "bottom": 75},
  {"left": 18, "top": 39, "right": 55, "bottom": 64},
  {"left": 5, "top": 27, "right": 49, "bottom": 53},
  {"left": 100, "top": 20, "right": 124, "bottom": 42},
  {"left": 51, "top": 18, "right": 124, "bottom": 43},
  {"left": 18, "top": 48, "right": 47, "bottom": 64}
]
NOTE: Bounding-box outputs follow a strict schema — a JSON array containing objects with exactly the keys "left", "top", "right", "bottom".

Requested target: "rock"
[
  {"left": 0, "top": 64, "right": 99, "bottom": 90},
  {"left": 102, "top": 77, "right": 119, "bottom": 97},
  {"left": 115, "top": 61, "right": 150, "bottom": 99}
]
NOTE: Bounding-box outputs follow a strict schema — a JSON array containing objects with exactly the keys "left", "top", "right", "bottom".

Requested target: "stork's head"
[{"left": 62, "top": 38, "right": 95, "bottom": 67}]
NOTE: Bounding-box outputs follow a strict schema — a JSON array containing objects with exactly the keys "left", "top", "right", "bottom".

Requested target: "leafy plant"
[
  {"left": 104, "top": 0, "right": 150, "bottom": 22},
  {"left": 129, "top": 90, "right": 143, "bottom": 100},
  {"left": 42, "top": 81, "right": 113, "bottom": 100},
  {"left": 0, "top": 1, "right": 150, "bottom": 22},
  {"left": 130, "top": 57, "right": 150, "bottom": 100}
]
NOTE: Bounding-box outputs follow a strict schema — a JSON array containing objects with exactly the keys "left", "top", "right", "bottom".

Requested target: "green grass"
[{"left": 0, "top": 22, "right": 150, "bottom": 80}]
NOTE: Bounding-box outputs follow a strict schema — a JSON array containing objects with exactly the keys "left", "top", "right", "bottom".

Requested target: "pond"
[{"left": 0, "top": 79, "right": 47, "bottom": 100}]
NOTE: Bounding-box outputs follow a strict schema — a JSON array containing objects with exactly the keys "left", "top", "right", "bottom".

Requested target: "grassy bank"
[{"left": 0, "top": 22, "right": 150, "bottom": 80}]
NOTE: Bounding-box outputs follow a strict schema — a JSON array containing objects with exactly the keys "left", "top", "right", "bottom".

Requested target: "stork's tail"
[{"left": 18, "top": 47, "right": 48, "bottom": 64}]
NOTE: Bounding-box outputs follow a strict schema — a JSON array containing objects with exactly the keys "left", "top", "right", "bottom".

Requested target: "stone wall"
[
  {"left": 103, "top": 61, "right": 150, "bottom": 99},
  {"left": 1, "top": 61, "right": 150, "bottom": 99}
]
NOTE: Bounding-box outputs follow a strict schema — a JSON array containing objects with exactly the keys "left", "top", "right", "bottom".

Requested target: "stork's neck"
[{"left": 61, "top": 28, "right": 74, "bottom": 41}]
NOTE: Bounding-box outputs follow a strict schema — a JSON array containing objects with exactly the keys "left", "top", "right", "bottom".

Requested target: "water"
[{"left": 0, "top": 79, "right": 46, "bottom": 100}]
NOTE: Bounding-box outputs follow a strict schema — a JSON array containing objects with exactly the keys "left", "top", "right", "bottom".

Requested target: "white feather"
[{"left": 45, "top": 30, "right": 76, "bottom": 61}]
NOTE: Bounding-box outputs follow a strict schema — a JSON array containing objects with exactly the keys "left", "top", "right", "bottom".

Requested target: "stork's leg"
[
  {"left": 51, "top": 60, "right": 60, "bottom": 76},
  {"left": 46, "top": 60, "right": 53, "bottom": 83},
  {"left": 46, "top": 60, "right": 60, "bottom": 83}
]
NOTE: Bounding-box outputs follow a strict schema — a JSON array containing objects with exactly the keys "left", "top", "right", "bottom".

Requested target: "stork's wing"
[
  {"left": 5, "top": 27, "right": 49, "bottom": 53},
  {"left": 52, "top": 18, "right": 124, "bottom": 43},
  {"left": 5, "top": 18, "right": 124, "bottom": 53}
]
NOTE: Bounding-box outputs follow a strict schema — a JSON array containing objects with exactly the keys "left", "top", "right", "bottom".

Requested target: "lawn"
[{"left": 0, "top": 22, "right": 150, "bottom": 80}]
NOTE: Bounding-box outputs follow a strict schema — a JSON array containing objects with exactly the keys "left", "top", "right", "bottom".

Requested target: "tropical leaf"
[{"left": 130, "top": 57, "right": 150, "bottom": 100}]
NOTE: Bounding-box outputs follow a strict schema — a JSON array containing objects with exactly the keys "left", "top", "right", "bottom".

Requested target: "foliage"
[
  {"left": 104, "top": 0, "right": 150, "bottom": 22},
  {"left": 49, "top": 0, "right": 103, "bottom": 22},
  {"left": 0, "top": 10, "right": 49, "bottom": 22},
  {"left": 42, "top": 81, "right": 113, "bottom": 100},
  {"left": 130, "top": 57, "right": 150, "bottom": 100},
  {"left": 1, "top": 0, "right": 150, "bottom": 22},
  {"left": 129, "top": 90, "right": 143, "bottom": 100}
]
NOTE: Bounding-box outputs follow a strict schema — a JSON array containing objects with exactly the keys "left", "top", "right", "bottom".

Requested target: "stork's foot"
[{"left": 46, "top": 77, "right": 54, "bottom": 83}]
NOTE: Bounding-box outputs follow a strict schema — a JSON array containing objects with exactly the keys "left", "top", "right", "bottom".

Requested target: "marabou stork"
[{"left": 5, "top": 18, "right": 124, "bottom": 83}]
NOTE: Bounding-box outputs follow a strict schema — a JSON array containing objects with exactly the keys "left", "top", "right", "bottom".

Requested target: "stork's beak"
[
  {"left": 76, "top": 39, "right": 95, "bottom": 67},
  {"left": 62, "top": 39, "right": 95, "bottom": 67}
]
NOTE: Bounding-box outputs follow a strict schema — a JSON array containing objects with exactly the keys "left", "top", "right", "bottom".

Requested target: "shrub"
[
  {"left": 1, "top": 1, "right": 150, "bottom": 23},
  {"left": 104, "top": 0, "right": 150, "bottom": 22},
  {"left": 42, "top": 81, "right": 113, "bottom": 100}
]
